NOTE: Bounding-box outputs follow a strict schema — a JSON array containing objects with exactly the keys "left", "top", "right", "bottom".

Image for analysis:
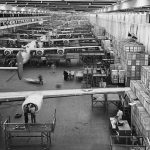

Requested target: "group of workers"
[
  {"left": 24, "top": 103, "right": 36, "bottom": 124},
  {"left": 63, "top": 70, "right": 74, "bottom": 81},
  {"left": 3, "top": 59, "right": 16, "bottom": 67}
]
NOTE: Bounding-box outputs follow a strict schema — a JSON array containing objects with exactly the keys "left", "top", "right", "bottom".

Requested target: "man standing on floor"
[
  {"left": 29, "top": 104, "right": 36, "bottom": 123},
  {"left": 51, "top": 63, "right": 56, "bottom": 73},
  {"left": 63, "top": 70, "right": 68, "bottom": 81},
  {"left": 24, "top": 105, "right": 29, "bottom": 124}
]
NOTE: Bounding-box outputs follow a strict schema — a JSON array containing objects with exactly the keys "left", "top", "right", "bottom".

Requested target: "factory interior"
[{"left": 0, "top": 0, "right": 150, "bottom": 150}]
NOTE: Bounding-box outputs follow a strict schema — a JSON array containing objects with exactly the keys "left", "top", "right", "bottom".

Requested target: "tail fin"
[
  {"left": 16, "top": 51, "right": 23, "bottom": 80},
  {"left": 0, "top": 51, "right": 23, "bottom": 80}
]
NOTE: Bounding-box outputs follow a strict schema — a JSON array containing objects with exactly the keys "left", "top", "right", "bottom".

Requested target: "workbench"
[
  {"left": 75, "top": 71, "right": 83, "bottom": 81},
  {"left": 91, "top": 94, "right": 106, "bottom": 110},
  {"left": 110, "top": 117, "right": 131, "bottom": 135},
  {"left": 91, "top": 93, "right": 121, "bottom": 111},
  {"left": 67, "top": 70, "right": 75, "bottom": 80},
  {"left": 117, "top": 120, "right": 131, "bottom": 136}
]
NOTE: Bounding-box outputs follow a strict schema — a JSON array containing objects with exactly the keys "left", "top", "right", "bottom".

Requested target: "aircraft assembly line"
[
  {"left": 0, "top": 0, "right": 150, "bottom": 150},
  {"left": 0, "top": 19, "right": 128, "bottom": 150}
]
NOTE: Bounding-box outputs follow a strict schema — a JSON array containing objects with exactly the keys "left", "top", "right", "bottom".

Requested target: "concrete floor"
[{"left": 0, "top": 65, "right": 115, "bottom": 150}]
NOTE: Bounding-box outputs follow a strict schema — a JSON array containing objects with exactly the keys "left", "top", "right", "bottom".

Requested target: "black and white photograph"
[{"left": 0, "top": 0, "right": 149, "bottom": 150}]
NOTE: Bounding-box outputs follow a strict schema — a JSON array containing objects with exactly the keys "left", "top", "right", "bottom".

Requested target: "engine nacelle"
[
  {"left": 22, "top": 94, "right": 43, "bottom": 112},
  {"left": 57, "top": 48, "right": 64, "bottom": 55},
  {"left": 4, "top": 49, "right": 12, "bottom": 56},
  {"left": 36, "top": 49, "right": 44, "bottom": 56},
  {"left": 49, "top": 40, "right": 53, "bottom": 46},
  {"left": 66, "top": 34, "right": 71, "bottom": 38},
  {"left": 63, "top": 40, "right": 69, "bottom": 46}
]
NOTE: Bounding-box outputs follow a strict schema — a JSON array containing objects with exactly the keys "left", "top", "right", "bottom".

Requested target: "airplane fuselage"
[{"left": 21, "top": 40, "right": 37, "bottom": 64}]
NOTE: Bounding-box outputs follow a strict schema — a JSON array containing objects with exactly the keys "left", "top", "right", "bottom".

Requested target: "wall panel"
[{"left": 87, "top": 12, "right": 150, "bottom": 54}]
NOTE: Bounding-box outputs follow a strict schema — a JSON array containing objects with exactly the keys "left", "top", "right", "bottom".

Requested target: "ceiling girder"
[
  {"left": 105, "top": 0, "right": 150, "bottom": 12},
  {"left": 0, "top": 0, "right": 117, "bottom": 11}
]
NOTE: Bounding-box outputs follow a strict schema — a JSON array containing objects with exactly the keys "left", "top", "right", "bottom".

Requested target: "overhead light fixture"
[
  {"left": 0, "top": 5, "right": 6, "bottom": 10},
  {"left": 21, "top": 7, "right": 25, "bottom": 11},
  {"left": 120, "top": 0, "right": 127, "bottom": 3},
  {"left": 12, "top": 7, "right": 17, "bottom": 11}
]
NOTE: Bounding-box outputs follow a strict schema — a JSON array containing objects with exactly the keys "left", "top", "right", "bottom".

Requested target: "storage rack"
[{"left": 122, "top": 67, "right": 150, "bottom": 148}]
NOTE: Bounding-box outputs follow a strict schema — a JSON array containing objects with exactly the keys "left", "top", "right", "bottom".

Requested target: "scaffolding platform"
[{"left": 3, "top": 109, "right": 56, "bottom": 150}]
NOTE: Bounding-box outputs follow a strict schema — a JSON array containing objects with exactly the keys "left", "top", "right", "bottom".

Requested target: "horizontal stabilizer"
[
  {"left": 16, "top": 51, "right": 23, "bottom": 80},
  {"left": 0, "top": 51, "right": 23, "bottom": 80}
]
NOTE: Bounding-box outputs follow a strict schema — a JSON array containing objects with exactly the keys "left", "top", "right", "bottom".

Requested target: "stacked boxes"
[
  {"left": 132, "top": 104, "right": 150, "bottom": 137},
  {"left": 121, "top": 41, "right": 145, "bottom": 53},
  {"left": 110, "top": 64, "right": 125, "bottom": 84},
  {"left": 130, "top": 79, "right": 150, "bottom": 139},
  {"left": 121, "top": 48, "right": 148, "bottom": 79},
  {"left": 141, "top": 66, "right": 150, "bottom": 90},
  {"left": 114, "top": 56, "right": 121, "bottom": 64},
  {"left": 118, "top": 39, "right": 145, "bottom": 56},
  {"left": 133, "top": 102, "right": 150, "bottom": 130},
  {"left": 130, "top": 80, "right": 150, "bottom": 110},
  {"left": 101, "top": 39, "right": 111, "bottom": 50},
  {"left": 119, "top": 70, "right": 125, "bottom": 83},
  {"left": 115, "top": 39, "right": 149, "bottom": 86},
  {"left": 110, "top": 63, "right": 123, "bottom": 70},
  {"left": 92, "top": 27, "right": 105, "bottom": 37},
  {"left": 111, "top": 70, "right": 118, "bottom": 84}
]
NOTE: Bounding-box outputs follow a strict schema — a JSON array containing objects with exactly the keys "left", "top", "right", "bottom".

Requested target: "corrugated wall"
[{"left": 87, "top": 12, "right": 150, "bottom": 54}]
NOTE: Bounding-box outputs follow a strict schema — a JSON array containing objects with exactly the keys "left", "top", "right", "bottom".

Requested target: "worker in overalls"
[
  {"left": 38, "top": 74, "right": 43, "bottom": 85},
  {"left": 51, "top": 63, "right": 56, "bottom": 73},
  {"left": 24, "top": 105, "right": 29, "bottom": 126},
  {"left": 29, "top": 104, "right": 36, "bottom": 123}
]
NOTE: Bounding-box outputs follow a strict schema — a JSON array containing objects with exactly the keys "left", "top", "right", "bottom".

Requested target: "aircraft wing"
[
  {"left": 0, "top": 67, "right": 18, "bottom": 70},
  {"left": 64, "top": 45, "right": 101, "bottom": 49},
  {"left": 35, "top": 45, "right": 101, "bottom": 51},
  {"left": 0, "top": 48, "right": 24, "bottom": 51},
  {"left": 0, "top": 87, "right": 130, "bottom": 102},
  {"left": 44, "top": 37, "right": 95, "bottom": 42}
]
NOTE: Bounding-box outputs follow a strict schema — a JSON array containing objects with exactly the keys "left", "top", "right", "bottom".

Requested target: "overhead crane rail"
[{"left": 0, "top": 19, "right": 48, "bottom": 30}]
